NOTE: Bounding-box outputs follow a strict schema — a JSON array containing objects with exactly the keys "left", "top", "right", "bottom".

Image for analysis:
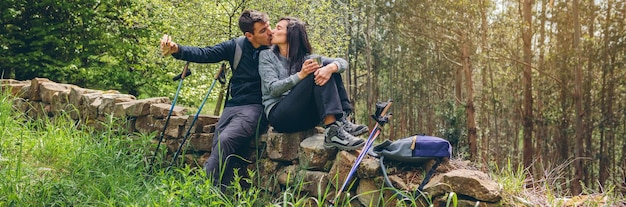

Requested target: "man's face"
[{"left": 248, "top": 21, "right": 272, "bottom": 47}]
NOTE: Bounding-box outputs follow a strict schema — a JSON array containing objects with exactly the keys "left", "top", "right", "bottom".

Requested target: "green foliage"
[
  {"left": 1, "top": 0, "right": 160, "bottom": 96},
  {"left": 4, "top": 0, "right": 625, "bottom": 202},
  {"left": 436, "top": 100, "right": 467, "bottom": 153},
  {"left": 144, "top": 0, "right": 350, "bottom": 107},
  {"left": 1, "top": 0, "right": 350, "bottom": 108}
]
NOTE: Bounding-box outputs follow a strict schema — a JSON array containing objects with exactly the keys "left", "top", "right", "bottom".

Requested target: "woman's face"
[{"left": 271, "top": 20, "right": 289, "bottom": 45}]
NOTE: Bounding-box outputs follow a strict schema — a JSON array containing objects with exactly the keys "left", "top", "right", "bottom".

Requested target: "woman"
[{"left": 258, "top": 17, "right": 367, "bottom": 150}]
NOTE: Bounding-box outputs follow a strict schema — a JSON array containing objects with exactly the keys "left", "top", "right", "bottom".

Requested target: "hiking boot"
[
  {"left": 324, "top": 122, "right": 365, "bottom": 150},
  {"left": 339, "top": 116, "right": 369, "bottom": 136}
]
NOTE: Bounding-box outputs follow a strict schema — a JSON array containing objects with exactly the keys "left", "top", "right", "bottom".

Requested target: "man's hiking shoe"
[
  {"left": 324, "top": 123, "right": 365, "bottom": 150},
  {"left": 339, "top": 117, "right": 369, "bottom": 136}
]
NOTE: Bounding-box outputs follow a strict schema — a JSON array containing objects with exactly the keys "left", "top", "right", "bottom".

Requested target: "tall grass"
[
  {"left": 0, "top": 91, "right": 247, "bottom": 206},
  {"left": 492, "top": 159, "right": 625, "bottom": 206},
  {"left": 0, "top": 88, "right": 441, "bottom": 206},
  {"left": 0, "top": 90, "right": 314, "bottom": 206}
]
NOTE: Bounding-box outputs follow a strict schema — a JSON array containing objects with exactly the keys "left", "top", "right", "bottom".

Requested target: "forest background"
[{"left": 1, "top": 0, "right": 625, "bottom": 196}]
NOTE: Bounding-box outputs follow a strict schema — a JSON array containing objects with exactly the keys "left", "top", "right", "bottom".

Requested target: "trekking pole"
[
  {"left": 330, "top": 100, "right": 393, "bottom": 206},
  {"left": 168, "top": 63, "right": 226, "bottom": 170},
  {"left": 148, "top": 62, "right": 191, "bottom": 173}
]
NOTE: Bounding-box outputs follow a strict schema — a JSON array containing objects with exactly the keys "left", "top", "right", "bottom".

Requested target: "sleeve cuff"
[
  {"left": 171, "top": 45, "right": 185, "bottom": 59},
  {"left": 332, "top": 61, "right": 346, "bottom": 73}
]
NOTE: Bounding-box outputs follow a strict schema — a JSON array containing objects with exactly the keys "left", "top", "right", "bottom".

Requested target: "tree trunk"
[
  {"left": 535, "top": 0, "right": 548, "bottom": 172},
  {"left": 213, "top": 64, "right": 227, "bottom": 116},
  {"left": 490, "top": 60, "right": 499, "bottom": 167},
  {"left": 622, "top": 110, "right": 626, "bottom": 192},
  {"left": 461, "top": 32, "right": 477, "bottom": 162},
  {"left": 480, "top": 0, "right": 491, "bottom": 166},
  {"left": 555, "top": 4, "right": 572, "bottom": 187},
  {"left": 455, "top": 65, "right": 463, "bottom": 106},
  {"left": 213, "top": 84, "right": 226, "bottom": 116},
  {"left": 558, "top": 76, "right": 571, "bottom": 192},
  {"left": 347, "top": 0, "right": 358, "bottom": 116},
  {"left": 363, "top": 7, "right": 371, "bottom": 125},
  {"left": 521, "top": 0, "right": 534, "bottom": 172},
  {"left": 457, "top": 32, "right": 478, "bottom": 162},
  {"left": 598, "top": 0, "right": 614, "bottom": 187},
  {"left": 583, "top": 0, "right": 595, "bottom": 189},
  {"left": 571, "top": 0, "right": 584, "bottom": 195}
]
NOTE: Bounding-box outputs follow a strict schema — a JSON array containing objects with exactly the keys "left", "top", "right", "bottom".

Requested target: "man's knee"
[{"left": 213, "top": 136, "right": 233, "bottom": 152}]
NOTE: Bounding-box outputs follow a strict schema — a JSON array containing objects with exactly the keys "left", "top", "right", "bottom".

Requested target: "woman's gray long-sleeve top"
[{"left": 258, "top": 49, "right": 349, "bottom": 117}]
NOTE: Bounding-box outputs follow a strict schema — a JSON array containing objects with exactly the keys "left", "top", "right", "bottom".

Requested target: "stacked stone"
[
  {"left": 254, "top": 129, "right": 504, "bottom": 206},
  {"left": 2, "top": 78, "right": 505, "bottom": 207},
  {"left": 1, "top": 78, "right": 219, "bottom": 168}
]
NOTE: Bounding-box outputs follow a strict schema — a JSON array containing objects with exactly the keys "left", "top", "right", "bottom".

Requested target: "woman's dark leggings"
[{"left": 268, "top": 73, "right": 352, "bottom": 133}]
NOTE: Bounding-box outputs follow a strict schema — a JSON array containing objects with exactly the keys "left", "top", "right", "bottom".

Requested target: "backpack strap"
[
  {"left": 379, "top": 156, "right": 444, "bottom": 201},
  {"left": 368, "top": 139, "right": 392, "bottom": 158},
  {"left": 232, "top": 36, "right": 245, "bottom": 72},
  {"left": 224, "top": 36, "right": 246, "bottom": 105},
  {"left": 379, "top": 156, "right": 411, "bottom": 200},
  {"left": 416, "top": 158, "right": 442, "bottom": 192}
]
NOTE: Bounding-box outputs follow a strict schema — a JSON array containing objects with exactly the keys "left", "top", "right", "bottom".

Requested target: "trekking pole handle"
[
  {"left": 172, "top": 62, "right": 191, "bottom": 81},
  {"left": 379, "top": 99, "right": 393, "bottom": 118}
]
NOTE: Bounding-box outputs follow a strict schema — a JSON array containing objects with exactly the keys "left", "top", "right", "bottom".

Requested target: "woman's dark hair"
[{"left": 273, "top": 17, "right": 312, "bottom": 75}]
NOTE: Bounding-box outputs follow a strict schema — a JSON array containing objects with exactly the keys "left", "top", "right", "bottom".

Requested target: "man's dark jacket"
[{"left": 172, "top": 38, "right": 268, "bottom": 107}]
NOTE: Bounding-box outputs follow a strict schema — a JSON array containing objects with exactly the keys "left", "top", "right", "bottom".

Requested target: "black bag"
[{"left": 372, "top": 135, "right": 452, "bottom": 200}]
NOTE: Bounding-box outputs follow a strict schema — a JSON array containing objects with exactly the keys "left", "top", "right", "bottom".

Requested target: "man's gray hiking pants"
[{"left": 204, "top": 104, "right": 267, "bottom": 189}]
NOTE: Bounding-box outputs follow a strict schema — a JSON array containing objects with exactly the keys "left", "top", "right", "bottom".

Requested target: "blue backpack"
[{"left": 372, "top": 134, "right": 452, "bottom": 199}]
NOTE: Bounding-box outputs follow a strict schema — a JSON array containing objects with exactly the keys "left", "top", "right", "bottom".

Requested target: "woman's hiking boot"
[
  {"left": 339, "top": 116, "right": 369, "bottom": 136},
  {"left": 323, "top": 122, "right": 365, "bottom": 150}
]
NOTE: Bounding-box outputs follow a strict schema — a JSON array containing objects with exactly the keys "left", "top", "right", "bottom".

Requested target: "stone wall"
[{"left": 1, "top": 78, "right": 504, "bottom": 207}]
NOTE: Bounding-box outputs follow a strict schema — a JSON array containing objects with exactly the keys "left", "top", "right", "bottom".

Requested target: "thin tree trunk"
[
  {"left": 572, "top": 0, "right": 584, "bottom": 195},
  {"left": 599, "top": 65, "right": 613, "bottom": 188},
  {"left": 351, "top": 2, "right": 361, "bottom": 118},
  {"left": 214, "top": 84, "right": 225, "bottom": 116},
  {"left": 479, "top": 0, "right": 490, "bottom": 166},
  {"left": 490, "top": 62, "right": 499, "bottom": 166},
  {"left": 535, "top": 0, "right": 548, "bottom": 172},
  {"left": 599, "top": 0, "right": 614, "bottom": 187},
  {"left": 583, "top": 0, "right": 595, "bottom": 189},
  {"left": 621, "top": 99, "right": 626, "bottom": 192},
  {"left": 556, "top": 8, "right": 571, "bottom": 186},
  {"left": 345, "top": 0, "right": 355, "bottom": 113},
  {"left": 461, "top": 32, "right": 477, "bottom": 162},
  {"left": 521, "top": 0, "right": 534, "bottom": 172},
  {"left": 364, "top": 4, "right": 374, "bottom": 127},
  {"left": 614, "top": 0, "right": 625, "bottom": 192},
  {"left": 558, "top": 75, "right": 571, "bottom": 192},
  {"left": 388, "top": 36, "right": 396, "bottom": 139},
  {"left": 455, "top": 67, "right": 463, "bottom": 106}
]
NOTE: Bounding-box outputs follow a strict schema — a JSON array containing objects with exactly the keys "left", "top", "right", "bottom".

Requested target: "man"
[{"left": 160, "top": 10, "right": 272, "bottom": 189}]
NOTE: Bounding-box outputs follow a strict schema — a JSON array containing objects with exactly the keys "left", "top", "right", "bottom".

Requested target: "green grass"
[
  {"left": 0, "top": 91, "right": 243, "bottom": 206},
  {"left": 0, "top": 89, "right": 439, "bottom": 206},
  {"left": 2, "top": 89, "right": 621, "bottom": 206}
]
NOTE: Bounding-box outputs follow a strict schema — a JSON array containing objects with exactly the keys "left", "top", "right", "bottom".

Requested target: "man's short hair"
[{"left": 239, "top": 10, "right": 269, "bottom": 34}]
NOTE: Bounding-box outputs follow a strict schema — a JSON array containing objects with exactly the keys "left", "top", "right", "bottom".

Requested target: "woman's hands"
[
  {"left": 314, "top": 63, "right": 337, "bottom": 86},
  {"left": 298, "top": 58, "right": 338, "bottom": 86},
  {"left": 298, "top": 59, "right": 319, "bottom": 79}
]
